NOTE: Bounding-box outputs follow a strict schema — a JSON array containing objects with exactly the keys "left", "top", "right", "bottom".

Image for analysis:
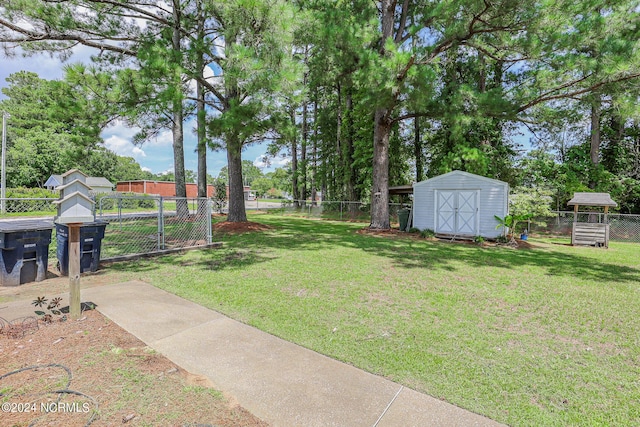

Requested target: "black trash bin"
[
  {"left": 0, "top": 220, "right": 54, "bottom": 286},
  {"left": 56, "top": 222, "right": 107, "bottom": 276},
  {"left": 398, "top": 208, "right": 411, "bottom": 231}
]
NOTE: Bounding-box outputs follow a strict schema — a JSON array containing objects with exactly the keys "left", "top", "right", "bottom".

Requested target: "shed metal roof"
[
  {"left": 413, "top": 170, "right": 508, "bottom": 189},
  {"left": 567, "top": 192, "right": 617, "bottom": 207},
  {"left": 86, "top": 177, "right": 114, "bottom": 188},
  {"left": 389, "top": 184, "right": 414, "bottom": 195}
]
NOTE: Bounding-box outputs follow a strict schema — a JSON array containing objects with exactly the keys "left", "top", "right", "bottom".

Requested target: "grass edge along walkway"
[{"left": 107, "top": 215, "right": 640, "bottom": 427}]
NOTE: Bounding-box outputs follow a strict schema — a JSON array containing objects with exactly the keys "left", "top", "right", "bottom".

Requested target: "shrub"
[
  {"left": 420, "top": 229, "right": 435, "bottom": 238},
  {"left": 495, "top": 235, "right": 509, "bottom": 244},
  {"left": 408, "top": 227, "right": 421, "bottom": 233},
  {"left": 6, "top": 187, "right": 57, "bottom": 199},
  {"left": 5, "top": 187, "right": 57, "bottom": 212}
]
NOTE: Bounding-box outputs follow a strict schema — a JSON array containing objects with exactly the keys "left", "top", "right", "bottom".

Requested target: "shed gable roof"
[
  {"left": 86, "top": 177, "right": 114, "bottom": 188},
  {"left": 413, "top": 170, "right": 508, "bottom": 189},
  {"left": 567, "top": 192, "right": 617, "bottom": 207}
]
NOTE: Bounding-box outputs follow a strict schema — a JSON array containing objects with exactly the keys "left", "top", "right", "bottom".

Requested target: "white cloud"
[
  {"left": 104, "top": 135, "right": 146, "bottom": 158},
  {"left": 148, "top": 130, "right": 173, "bottom": 147},
  {"left": 254, "top": 155, "right": 291, "bottom": 169},
  {"left": 141, "top": 166, "right": 152, "bottom": 173},
  {"left": 102, "top": 120, "right": 140, "bottom": 139}
]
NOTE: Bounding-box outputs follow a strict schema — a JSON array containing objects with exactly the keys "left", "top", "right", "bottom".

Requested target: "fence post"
[
  {"left": 158, "top": 196, "right": 165, "bottom": 250},
  {"left": 206, "top": 198, "right": 213, "bottom": 245},
  {"left": 118, "top": 197, "right": 122, "bottom": 229}
]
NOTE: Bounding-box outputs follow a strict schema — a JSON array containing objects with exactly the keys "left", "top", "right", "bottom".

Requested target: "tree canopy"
[{"left": 2, "top": 0, "right": 640, "bottom": 220}]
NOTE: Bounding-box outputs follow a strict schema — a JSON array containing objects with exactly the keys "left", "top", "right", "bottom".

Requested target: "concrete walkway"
[{"left": 1, "top": 281, "right": 505, "bottom": 427}]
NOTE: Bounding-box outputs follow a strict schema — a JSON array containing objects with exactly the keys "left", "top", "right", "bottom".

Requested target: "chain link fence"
[
  {"left": 276, "top": 200, "right": 409, "bottom": 223},
  {"left": 95, "top": 195, "right": 213, "bottom": 259},
  {"left": 0, "top": 195, "right": 214, "bottom": 265},
  {"left": 275, "top": 202, "right": 640, "bottom": 243},
  {"left": 0, "top": 198, "right": 57, "bottom": 216},
  {"left": 530, "top": 211, "right": 640, "bottom": 243}
]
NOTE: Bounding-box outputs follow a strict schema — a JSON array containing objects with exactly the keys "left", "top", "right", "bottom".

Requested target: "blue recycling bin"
[
  {"left": 0, "top": 220, "right": 54, "bottom": 286},
  {"left": 56, "top": 222, "right": 107, "bottom": 276}
]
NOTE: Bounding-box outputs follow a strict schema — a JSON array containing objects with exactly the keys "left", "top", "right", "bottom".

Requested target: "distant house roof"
[
  {"left": 567, "top": 192, "right": 617, "bottom": 207},
  {"left": 44, "top": 175, "right": 63, "bottom": 188},
  {"left": 86, "top": 177, "right": 114, "bottom": 188},
  {"left": 45, "top": 174, "right": 113, "bottom": 190}
]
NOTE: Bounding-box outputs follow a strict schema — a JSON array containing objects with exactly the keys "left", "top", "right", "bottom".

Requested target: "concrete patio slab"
[{"left": 83, "top": 281, "right": 223, "bottom": 342}]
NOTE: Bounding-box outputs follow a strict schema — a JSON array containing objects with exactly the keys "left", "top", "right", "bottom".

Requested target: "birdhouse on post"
[
  {"left": 53, "top": 169, "right": 95, "bottom": 319},
  {"left": 53, "top": 169, "right": 95, "bottom": 224}
]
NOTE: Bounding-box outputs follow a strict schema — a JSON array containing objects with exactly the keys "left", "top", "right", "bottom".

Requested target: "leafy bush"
[
  {"left": 95, "top": 193, "right": 157, "bottom": 210},
  {"left": 495, "top": 235, "right": 509, "bottom": 243},
  {"left": 408, "top": 227, "right": 421, "bottom": 233},
  {"left": 6, "top": 187, "right": 57, "bottom": 199},
  {"left": 420, "top": 229, "right": 435, "bottom": 238},
  {"left": 212, "top": 180, "right": 227, "bottom": 213},
  {"left": 474, "top": 235, "right": 485, "bottom": 245},
  {"left": 5, "top": 187, "right": 57, "bottom": 212}
]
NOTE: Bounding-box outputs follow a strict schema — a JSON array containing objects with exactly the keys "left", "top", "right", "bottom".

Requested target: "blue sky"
[
  {"left": 0, "top": 48, "right": 290, "bottom": 178},
  {"left": 2, "top": 48, "right": 532, "bottom": 183}
]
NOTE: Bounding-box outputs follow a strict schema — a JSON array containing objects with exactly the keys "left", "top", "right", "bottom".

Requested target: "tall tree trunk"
[
  {"left": 196, "top": 0, "right": 207, "bottom": 200},
  {"left": 369, "top": 0, "right": 395, "bottom": 229},
  {"left": 335, "top": 82, "right": 342, "bottom": 200},
  {"left": 197, "top": 82, "right": 207, "bottom": 197},
  {"left": 371, "top": 108, "right": 391, "bottom": 229},
  {"left": 171, "top": 0, "right": 187, "bottom": 217},
  {"left": 300, "top": 93, "right": 308, "bottom": 207},
  {"left": 414, "top": 116, "right": 423, "bottom": 182},
  {"left": 290, "top": 107, "right": 299, "bottom": 207},
  {"left": 299, "top": 51, "right": 309, "bottom": 207},
  {"left": 589, "top": 94, "right": 601, "bottom": 189},
  {"left": 226, "top": 132, "right": 247, "bottom": 222},
  {"left": 345, "top": 87, "right": 358, "bottom": 212},
  {"left": 311, "top": 96, "right": 318, "bottom": 206}
]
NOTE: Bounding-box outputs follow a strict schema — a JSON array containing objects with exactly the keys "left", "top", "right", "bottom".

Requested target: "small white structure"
[
  {"left": 412, "top": 170, "right": 508, "bottom": 239},
  {"left": 53, "top": 169, "right": 96, "bottom": 224}
]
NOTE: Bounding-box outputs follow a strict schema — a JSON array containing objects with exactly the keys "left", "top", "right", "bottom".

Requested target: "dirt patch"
[
  {"left": 356, "top": 228, "right": 421, "bottom": 239},
  {"left": 0, "top": 310, "right": 267, "bottom": 427},
  {"left": 212, "top": 221, "right": 272, "bottom": 234}
]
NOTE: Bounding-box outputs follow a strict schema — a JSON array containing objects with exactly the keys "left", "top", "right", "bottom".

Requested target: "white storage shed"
[{"left": 412, "top": 170, "right": 509, "bottom": 239}]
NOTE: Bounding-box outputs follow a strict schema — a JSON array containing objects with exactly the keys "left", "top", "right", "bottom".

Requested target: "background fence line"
[
  {"left": 1, "top": 198, "right": 639, "bottom": 268},
  {"left": 0, "top": 195, "right": 214, "bottom": 264},
  {"left": 531, "top": 211, "right": 640, "bottom": 243}
]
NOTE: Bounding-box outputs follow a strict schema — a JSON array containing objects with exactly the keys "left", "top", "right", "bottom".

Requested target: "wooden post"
[{"left": 69, "top": 223, "right": 81, "bottom": 320}]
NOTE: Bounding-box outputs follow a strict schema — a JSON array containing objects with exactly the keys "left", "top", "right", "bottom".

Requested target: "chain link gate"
[{"left": 96, "top": 195, "right": 213, "bottom": 260}]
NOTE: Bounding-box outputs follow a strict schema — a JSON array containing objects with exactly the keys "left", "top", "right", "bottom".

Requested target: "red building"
[
  {"left": 116, "top": 180, "right": 253, "bottom": 199},
  {"left": 116, "top": 180, "right": 215, "bottom": 198}
]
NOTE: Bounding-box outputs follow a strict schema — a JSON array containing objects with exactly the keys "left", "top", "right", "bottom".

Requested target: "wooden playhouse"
[{"left": 567, "top": 192, "right": 617, "bottom": 248}]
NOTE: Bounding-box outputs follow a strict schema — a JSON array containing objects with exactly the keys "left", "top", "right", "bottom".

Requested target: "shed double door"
[{"left": 435, "top": 190, "right": 479, "bottom": 235}]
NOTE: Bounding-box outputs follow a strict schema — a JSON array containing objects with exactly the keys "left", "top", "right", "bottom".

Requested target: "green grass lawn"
[{"left": 107, "top": 215, "right": 640, "bottom": 426}]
